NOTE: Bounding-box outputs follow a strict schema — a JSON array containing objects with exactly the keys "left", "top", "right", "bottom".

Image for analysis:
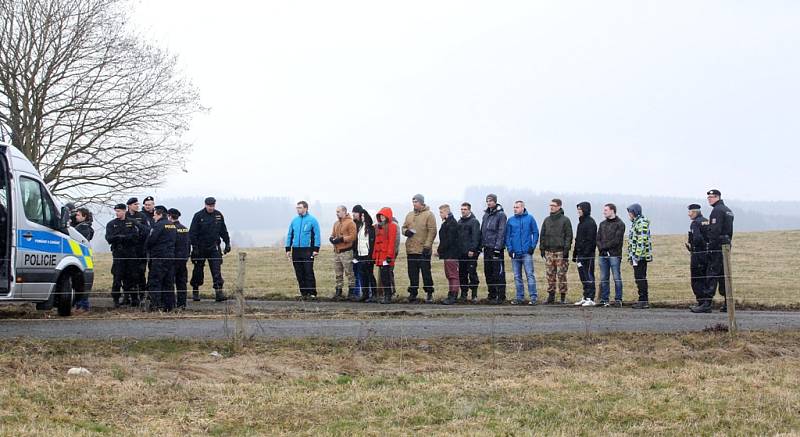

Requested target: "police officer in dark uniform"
[
  {"left": 686, "top": 204, "right": 711, "bottom": 313},
  {"left": 701, "top": 189, "right": 734, "bottom": 312},
  {"left": 141, "top": 196, "right": 156, "bottom": 227},
  {"left": 146, "top": 205, "right": 177, "bottom": 311},
  {"left": 189, "top": 197, "right": 231, "bottom": 302},
  {"left": 125, "top": 197, "right": 151, "bottom": 305},
  {"left": 105, "top": 204, "right": 140, "bottom": 307},
  {"left": 169, "top": 208, "right": 191, "bottom": 309}
]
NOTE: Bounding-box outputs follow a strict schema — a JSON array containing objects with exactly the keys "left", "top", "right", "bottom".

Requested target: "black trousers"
[
  {"left": 111, "top": 257, "right": 138, "bottom": 302},
  {"left": 458, "top": 256, "right": 480, "bottom": 294},
  {"left": 576, "top": 257, "right": 596, "bottom": 300},
  {"left": 704, "top": 250, "right": 726, "bottom": 298},
  {"left": 357, "top": 257, "right": 376, "bottom": 298},
  {"left": 633, "top": 260, "right": 648, "bottom": 302},
  {"left": 175, "top": 260, "right": 189, "bottom": 308},
  {"left": 407, "top": 253, "right": 434, "bottom": 296},
  {"left": 291, "top": 248, "right": 317, "bottom": 296},
  {"left": 379, "top": 265, "right": 395, "bottom": 296},
  {"left": 483, "top": 248, "right": 506, "bottom": 300},
  {"left": 190, "top": 247, "right": 224, "bottom": 291},
  {"left": 690, "top": 252, "right": 708, "bottom": 301},
  {"left": 148, "top": 259, "right": 175, "bottom": 311},
  {"left": 136, "top": 251, "right": 148, "bottom": 293}
]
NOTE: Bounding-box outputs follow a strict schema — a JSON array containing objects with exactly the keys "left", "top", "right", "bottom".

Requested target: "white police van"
[{"left": 0, "top": 142, "right": 93, "bottom": 316}]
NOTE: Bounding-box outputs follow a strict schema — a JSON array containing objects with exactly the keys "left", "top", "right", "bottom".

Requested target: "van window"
[{"left": 19, "top": 176, "right": 59, "bottom": 229}]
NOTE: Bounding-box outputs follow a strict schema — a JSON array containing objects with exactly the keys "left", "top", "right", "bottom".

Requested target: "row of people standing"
[
  {"left": 105, "top": 196, "right": 231, "bottom": 312},
  {"left": 284, "top": 193, "right": 656, "bottom": 306}
]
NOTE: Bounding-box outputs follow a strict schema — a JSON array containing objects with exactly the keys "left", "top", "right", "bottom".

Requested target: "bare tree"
[{"left": 0, "top": 0, "right": 203, "bottom": 204}]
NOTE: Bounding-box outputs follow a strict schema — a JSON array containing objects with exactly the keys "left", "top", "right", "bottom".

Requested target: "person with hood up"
[
  {"left": 329, "top": 206, "right": 357, "bottom": 301},
  {"left": 402, "top": 194, "right": 437, "bottom": 303},
  {"left": 573, "top": 202, "right": 598, "bottom": 307},
  {"left": 686, "top": 204, "right": 711, "bottom": 313},
  {"left": 285, "top": 201, "right": 321, "bottom": 300},
  {"left": 457, "top": 202, "right": 481, "bottom": 303},
  {"left": 437, "top": 205, "right": 461, "bottom": 305},
  {"left": 373, "top": 207, "right": 398, "bottom": 304},
  {"left": 481, "top": 194, "right": 507, "bottom": 304},
  {"left": 539, "top": 199, "right": 573, "bottom": 304},
  {"left": 596, "top": 203, "right": 626, "bottom": 307},
  {"left": 505, "top": 201, "right": 540, "bottom": 305},
  {"left": 352, "top": 205, "right": 377, "bottom": 303},
  {"left": 626, "top": 203, "right": 653, "bottom": 309}
]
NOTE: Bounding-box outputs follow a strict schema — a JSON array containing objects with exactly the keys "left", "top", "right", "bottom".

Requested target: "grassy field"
[
  {"left": 91, "top": 230, "right": 800, "bottom": 307},
  {"left": 0, "top": 331, "right": 798, "bottom": 435}
]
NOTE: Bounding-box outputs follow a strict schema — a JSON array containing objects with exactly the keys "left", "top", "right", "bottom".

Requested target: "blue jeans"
[
  {"left": 599, "top": 256, "right": 623, "bottom": 302},
  {"left": 511, "top": 254, "right": 537, "bottom": 301}
]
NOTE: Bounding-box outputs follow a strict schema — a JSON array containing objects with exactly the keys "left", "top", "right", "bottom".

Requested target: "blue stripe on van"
[{"left": 17, "top": 230, "right": 63, "bottom": 253}]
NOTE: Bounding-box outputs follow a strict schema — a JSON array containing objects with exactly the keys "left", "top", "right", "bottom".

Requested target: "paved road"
[{"left": 1, "top": 299, "right": 798, "bottom": 339}]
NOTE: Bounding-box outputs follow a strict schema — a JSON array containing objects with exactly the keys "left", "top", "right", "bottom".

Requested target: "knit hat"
[
  {"left": 412, "top": 194, "right": 425, "bottom": 204},
  {"left": 486, "top": 194, "right": 498, "bottom": 202}
]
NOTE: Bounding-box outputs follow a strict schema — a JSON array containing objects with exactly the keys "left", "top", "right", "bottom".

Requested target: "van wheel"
[{"left": 55, "top": 274, "right": 74, "bottom": 317}]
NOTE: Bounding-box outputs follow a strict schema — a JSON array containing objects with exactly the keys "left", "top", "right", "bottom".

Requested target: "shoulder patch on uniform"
[{"left": 701, "top": 221, "right": 710, "bottom": 226}]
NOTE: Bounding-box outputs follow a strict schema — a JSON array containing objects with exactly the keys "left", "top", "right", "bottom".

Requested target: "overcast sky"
[{"left": 133, "top": 0, "right": 799, "bottom": 204}]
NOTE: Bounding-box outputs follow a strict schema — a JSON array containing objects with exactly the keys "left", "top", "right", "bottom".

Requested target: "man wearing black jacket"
[
  {"left": 457, "top": 202, "right": 481, "bottom": 303},
  {"left": 146, "top": 206, "right": 177, "bottom": 311},
  {"left": 700, "top": 189, "right": 734, "bottom": 312},
  {"left": 481, "top": 194, "right": 507, "bottom": 304},
  {"left": 106, "top": 204, "right": 140, "bottom": 307},
  {"left": 596, "top": 204, "right": 626, "bottom": 307},
  {"left": 573, "top": 202, "right": 598, "bottom": 306},
  {"left": 169, "top": 208, "right": 191, "bottom": 310},
  {"left": 126, "top": 197, "right": 151, "bottom": 305},
  {"left": 686, "top": 204, "right": 711, "bottom": 313},
  {"left": 438, "top": 205, "right": 461, "bottom": 305},
  {"left": 189, "top": 197, "right": 231, "bottom": 302}
]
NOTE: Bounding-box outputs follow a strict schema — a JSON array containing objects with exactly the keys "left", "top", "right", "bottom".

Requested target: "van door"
[
  {"left": 14, "top": 174, "right": 63, "bottom": 300},
  {"left": 0, "top": 150, "right": 10, "bottom": 294}
]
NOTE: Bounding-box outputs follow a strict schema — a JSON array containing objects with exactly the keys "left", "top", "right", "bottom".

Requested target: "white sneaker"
[
  {"left": 581, "top": 299, "right": 596, "bottom": 307},
  {"left": 574, "top": 298, "right": 587, "bottom": 306}
]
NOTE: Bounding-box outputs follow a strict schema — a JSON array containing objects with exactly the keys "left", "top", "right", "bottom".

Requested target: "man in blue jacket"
[
  {"left": 285, "top": 201, "right": 321, "bottom": 299},
  {"left": 505, "top": 201, "right": 540, "bottom": 305}
]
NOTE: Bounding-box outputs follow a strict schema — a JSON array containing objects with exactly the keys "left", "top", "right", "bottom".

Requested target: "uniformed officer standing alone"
[
  {"left": 146, "top": 205, "right": 177, "bottom": 311},
  {"left": 189, "top": 197, "right": 231, "bottom": 302},
  {"left": 169, "top": 208, "right": 191, "bottom": 309},
  {"left": 105, "top": 204, "right": 140, "bottom": 308},
  {"left": 686, "top": 204, "right": 711, "bottom": 313},
  {"left": 699, "top": 189, "right": 734, "bottom": 313}
]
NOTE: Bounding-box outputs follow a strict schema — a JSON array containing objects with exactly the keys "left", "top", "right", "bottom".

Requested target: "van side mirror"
[{"left": 59, "top": 206, "right": 70, "bottom": 230}]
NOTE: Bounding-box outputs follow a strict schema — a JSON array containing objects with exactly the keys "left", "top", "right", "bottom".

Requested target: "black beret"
[
  {"left": 143, "top": 196, "right": 154, "bottom": 202},
  {"left": 167, "top": 208, "right": 181, "bottom": 217},
  {"left": 114, "top": 203, "right": 127, "bottom": 210},
  {"left": 204, "top": 197, "right": 216, "bottom": 205},
  {"left": 706, "top": 189, "right": 721, "bottom": 197},
  {"left": 126, "top": 197, "right": 138, "bottom": 205},
  {"left": 154, "top": 205, "right": 168, "bottom": 215},
  {"left": 688, "top": 204, "right": 702, "bottom": 211}
]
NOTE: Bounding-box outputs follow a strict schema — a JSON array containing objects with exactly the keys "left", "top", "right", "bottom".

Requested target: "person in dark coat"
[
  {"left": 437, "top": 205, "right": 461, "bottom": 305},
  {"left": 105, "top": 204, "right": 139, "bottom": 308},
  {"left": 687, "top": 204, "right": 712, "bottom": 313},
  {"left": 481, "top": 194, "right": 507, "bottom": 304},
  {"left": 126, "top": 197, "right": 151, "bottom": 304},
  {"left": 573, "top": 202, "right": 598, "bottom": 306},
  {"left": 190, "top": 197, "right": 231, "bottom": 302},
  {"left": 699, "top": 189, "right": 735, "bottom": 312},
  {"left": 169, "top": 208, "right": 191, "bottom": 310},
  {"left": 596, "top": 204, "right": 626, "bottom": 307},
  {"left": 72, "top": 208, "right": 94, "bottom": 312},
  {"left": 146, "top": 206, "right": 177, "bottom": 311},
  {"left": 352, "top": 205, "right": 377, "bottom": 303},
  {"left": 457, "top": 202, "right": 481, "bottom": 303},
  {"left": 539, "top": 199, "right": 573, "bottom": 304}
]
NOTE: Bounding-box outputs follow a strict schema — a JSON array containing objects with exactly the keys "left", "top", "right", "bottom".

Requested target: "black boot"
[
  {"left": 192, "top": 289, "right": 200, "bottom": 302},
  {"left": 113, "top": 297, "right": 121, "bottom": 308},
  {"left": 333, "top": 287, "right": 343, "bottom": 301},
  {"left": 214, "top": 289, "right": 228, "bottom": 302},
  {"left": 691, "top": 299, "right": 712, "bottom": 313},
  {"left": 720, "top": 302, "right": 728, "bottom": 313},
  {"left": 407, "top": 289, "right": 419, "bottom": 303},
  {"left": 559, "top": 293, "right": 567, "bottom": 305},
  {"left": 458, "top": 290, "right": 468, "bottom": 303},
  {"left": 347, "top": 287, "right": 358, "bottom": 301},
  {"left": 442, "top": 292, "right": 457, "bottom": 305},
  {"left": 382, "top": 292, "right": 392, "bottom": 304},
  {"left": 425, "top": 291, "right": 434, "bottom": 304},
  {"left": 122, "top": 294, "right": 131, "bottom": 306},
  {"left": 545, "top": 292, "right": 555, "bottom": 305}
]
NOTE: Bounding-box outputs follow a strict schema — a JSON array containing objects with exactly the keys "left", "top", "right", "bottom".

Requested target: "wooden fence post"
[
  {"left": 721, "top": 244, "right": 737, "bottom": 336},
  {"left": 235, "top": 252, "right": 247, "bottom": 346}
]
